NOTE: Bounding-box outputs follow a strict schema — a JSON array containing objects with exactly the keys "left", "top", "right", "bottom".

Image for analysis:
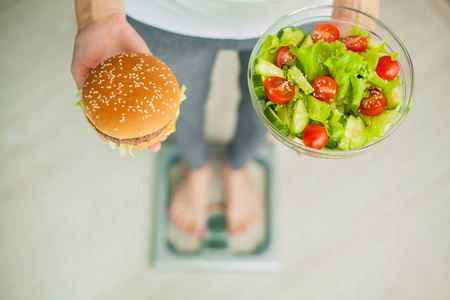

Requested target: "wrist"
[{"left": 75, "top": 0, "right": 125, "bottom": 30}]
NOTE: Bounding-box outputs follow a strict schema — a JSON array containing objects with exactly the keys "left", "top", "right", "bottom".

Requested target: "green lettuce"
[
  {"left": 275, "top": 103, "right": 292, "bottom": 127},
  {"left": 322, "top": 37, "right": 400, "bottom": 109},
  {"left": 118, "top": 144, "right": 136, "bottom": 158},
  {"left": 76, "top": 89, "right": 83, "bottom": 109},
  {"left": 180, "top": 84, "right": 187, "bottom": 102},
  {"left": 306, "top": 94, "right": 330, "bottom": 124},
  {"left": 360, "top": 40, "right": 398, "bottom": 70},
  {"left": 260, "top": 26, "right": 306, "bottom": 65},
  {"left": 259, "top": 35, "right": 280, "bottom": 63},
  {"left": 326, "top": 109, "right": 345, "bottom": 139},
  {"left": 277, "top": 26, "right": 305, "bottom": 48},
  {"left": 324, "top": 49, "right": 366, "bottom": 105},
  {"left": 291, "top": 40, "right": 346, "bottom": 83},
  {"left": 349, "top": 74, "right": 370, "bottom": 110},
  {"left": 368, "top": 73, "right": 401, "bottom": 95},
  {"left": 348, "top": 24, "right": 367, "bottom": 36},
  {"left": 76, "top": 99, "right": 83, "bottom": 109}
]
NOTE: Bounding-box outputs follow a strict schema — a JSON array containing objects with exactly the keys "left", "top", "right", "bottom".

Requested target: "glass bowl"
[{"left": 248, "top": 5, "right": 414, "bottom": 158}]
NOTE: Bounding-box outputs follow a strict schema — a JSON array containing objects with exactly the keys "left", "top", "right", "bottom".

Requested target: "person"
[{"left": 72, "top": 0, "right": 380, "bottom": 237}]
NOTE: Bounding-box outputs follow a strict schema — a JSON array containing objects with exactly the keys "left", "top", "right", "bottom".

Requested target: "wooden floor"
[{"left": 1, "top": 0, "right": 449, "bottom": 299}]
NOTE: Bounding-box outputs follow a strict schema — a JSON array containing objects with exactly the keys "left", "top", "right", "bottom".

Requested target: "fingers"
[
  {"left": 148, "top": 142, "right": 161, "bottom": 152},
  {"left": 71, "top": 62, "right": 90, "bottom": 90},
  {"left": 126, "top": 41, "right": 152, "bottom": 56},
  {"left": 124, "top": 25, "right": 153, "bottom": 55},
  {"left": 147, "top": 135, "right": 169, "bottom": 152}
]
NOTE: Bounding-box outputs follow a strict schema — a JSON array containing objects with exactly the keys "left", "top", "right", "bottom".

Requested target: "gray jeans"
[{"left": 128, "top": 16, "right": 267, "bottom": 169}]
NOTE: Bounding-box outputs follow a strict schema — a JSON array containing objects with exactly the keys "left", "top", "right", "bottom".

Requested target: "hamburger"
[{"left": 78, "top": 52, "right": 185, "bottom": 157}]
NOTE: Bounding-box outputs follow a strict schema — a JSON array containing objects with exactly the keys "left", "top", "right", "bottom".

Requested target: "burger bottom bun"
[
  {"left": 130, "top": 116, "right": 177, "bottom": 150},
  {"left": 85, "top": 114, "right": 178, "bottom": 151}
]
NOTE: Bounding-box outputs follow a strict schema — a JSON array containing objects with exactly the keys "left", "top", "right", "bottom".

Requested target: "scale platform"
[{"left": 152, "top": 142, "right": 279, "bottom": 272}]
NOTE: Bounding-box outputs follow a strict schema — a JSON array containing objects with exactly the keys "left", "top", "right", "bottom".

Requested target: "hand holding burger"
[
  {"left": 78, "top": 52, "right": 184, "bottom": 157},
  {"left": 71, "top": 0, "right": 169, "bottom": 153}
]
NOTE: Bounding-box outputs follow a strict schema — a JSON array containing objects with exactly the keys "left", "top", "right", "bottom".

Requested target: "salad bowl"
[{"left": 248, "top": 5, "right": 414, "bottom": 158}]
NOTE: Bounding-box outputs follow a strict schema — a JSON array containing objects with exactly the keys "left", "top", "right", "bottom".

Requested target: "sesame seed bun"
[{"left": 82, "top": 52, "right": 181, "bottom": 148}]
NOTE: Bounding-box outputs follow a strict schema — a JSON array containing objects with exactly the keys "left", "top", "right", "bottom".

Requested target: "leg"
[
  {"left": 128, "top": 17, "right": 217, "bottom": 236},
  {"left": 226, "top": 50, "right": 267, "bottom": 169},
  {"left": 223, "top": 50, "right": 267, "bottom": 234},
  {"left": 128, "top": 16, "right": 216, "bottom": 168}
]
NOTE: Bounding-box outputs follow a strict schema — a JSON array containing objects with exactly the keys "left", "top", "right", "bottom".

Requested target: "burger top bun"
[{"left": 82, "top": 52, "right": 180, "bottom": 140}]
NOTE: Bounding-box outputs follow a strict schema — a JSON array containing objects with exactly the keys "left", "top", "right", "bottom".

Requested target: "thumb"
[
  {"left": 124, "top": 34, "right": 152, "bottom": 55},
  {"left": 71, "top": 62, "right": 91, "bottom": 90}
]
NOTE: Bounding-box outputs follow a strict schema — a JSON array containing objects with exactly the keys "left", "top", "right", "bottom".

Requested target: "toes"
[
  {"left": 227, "top": 211, "right": 260, "bottom": 235},
  {"left": 172, "top": 214, "right": 204, "bottom": 237},
  {"left": 191, "top": 220, "right": 205, "bottom": 237},
  {"left": 238, "top": 220, "right": 249, "bottom": 234},
  {"left": 228, "top": 218, "right": 242, "bottom": 235},
  {"left": 180, "top": 217, "right": 190, "bottom": 232},
  {"left": 186, "top": 220, "right": 196, "bottom": 235}
]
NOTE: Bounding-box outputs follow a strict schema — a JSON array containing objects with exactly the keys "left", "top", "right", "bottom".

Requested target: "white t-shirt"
[{"left": 125, "top": 0, "right": 332, "bottom": 40}]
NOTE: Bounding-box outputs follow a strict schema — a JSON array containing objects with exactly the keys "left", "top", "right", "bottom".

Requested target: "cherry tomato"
[
  {"left": 341, "top": 35, "right": 368, "bottom": 52},
  {"left": 375, "top": 56, "right": 399, "bottom": 81},
  {"left": 312, "top": 23, "right": 340, "bottom": 43},
  {"left": 358, "top": 87, "right": 386, "bottom": 116},
  {"left": 276, "top": 46, "right": 295, "bottom": 69},
  {"left": 303, "top": 124, "right": 329, "bottom": 149},
  {"left": 312, "top": 76, "right": 337, "bottom": 102},
  {"left": 264, "top": 76, "right": 295, "bottom": 104}
]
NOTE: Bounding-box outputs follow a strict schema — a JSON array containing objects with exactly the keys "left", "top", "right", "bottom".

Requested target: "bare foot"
[
  {"left": 222, "top": 163, "right": 263, "bottom": 235},
  {"left": 168, "top": 163, "right": 213, "bottom": 237}
]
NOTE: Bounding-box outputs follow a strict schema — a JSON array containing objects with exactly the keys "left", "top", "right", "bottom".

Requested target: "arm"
[
  {"left": 71, "top": 0, "right": 151, "bottom": 89},
  {"left": 333, "top": 0, "right": 380, "bottom": 18},
  {"left": 75, "top": 0, "right": 125, "bottom": 30},
  {"left": 72, "top": 0, "right": 162, "bottom": 151}
]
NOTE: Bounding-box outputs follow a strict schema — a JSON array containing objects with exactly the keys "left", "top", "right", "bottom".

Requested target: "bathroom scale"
[{"left": 151, "top": 141, "right": 279, "bottom": 272}]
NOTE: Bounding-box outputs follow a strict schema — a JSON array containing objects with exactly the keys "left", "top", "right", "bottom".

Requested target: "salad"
[{"left": 252, "top": 23, "right": 402, "bottom": 150}]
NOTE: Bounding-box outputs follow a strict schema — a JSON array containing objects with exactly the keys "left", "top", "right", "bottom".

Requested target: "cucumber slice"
[
  {"left": 338, "top": 115, "right": 367, "bottom": 150},
  {"left": 350, "top": 116, "right": 368, "bottom": 148},
  {"left": 275, "top": 104, "right": 291, "bottom": 126},
  {"left": 290, "top": 99, "right": 309, "bottom": 134},
  {"left": 264, "top": 107, "right": 290, "bottom": 136},
  {"left": 288, "top": 65, "right": 314, "bottom": 94},
  {"left": 299, "top": 34, "right": 313, "bottom": 48},
  {"left": 366, "top": 109, "right": 400, "bottom": 143},
  {"left": 386, "top": 88, "right": 402, "bottom": 110},
  {"left": 254, "top": 58, "right": 284, "bottom": 78},
  {"left": 338, "top": 115, "right": 356, "bottom": 150},
  {"left": 252, "top": 75, "right": 267, "bottom": 100},
  {"left": 359, "top": 114, "right": 373, "bottom": 127}
]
